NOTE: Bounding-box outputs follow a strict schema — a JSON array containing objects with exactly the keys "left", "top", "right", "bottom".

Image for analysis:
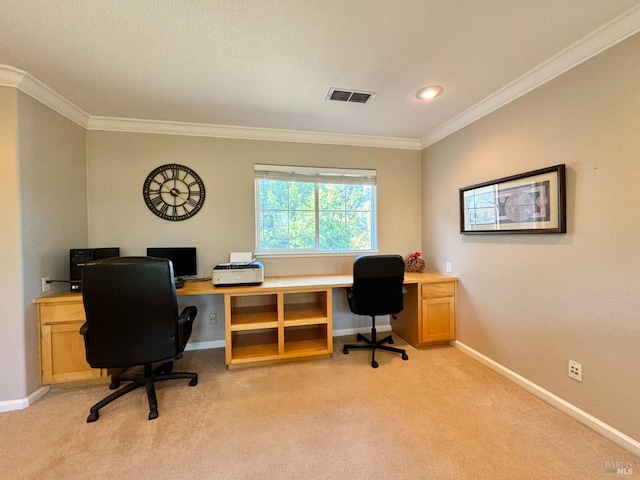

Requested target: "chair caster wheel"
[
  {"left": 356, "top": 333, "right": 364, "bottom": 341},
  {"left": 87, "top": 412, "right": 99, "bottom": 423},
  {"left": 148, "top": 410, "right": 158, "bottom": 420},
  {"left": 371, "top": 361, "right": 378, "bottom": 368},
  {"left": 402, "top": 353, "right": 409, "bottom": 361},
  {"left": 343, "top": 347, "right": 349, "bottom": 354},
  {"left": 388, "top": 338, "right": 394, "bottom": 344},
  {"left": 189, "top": 378, "right": 198, "bottom": 387},
  {"left": 109, "top": 381, "right": 120, "bottom": 390}
]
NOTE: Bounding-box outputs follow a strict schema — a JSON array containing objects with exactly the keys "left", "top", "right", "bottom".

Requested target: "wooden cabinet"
[
  {"left": 224, "top": 289, "right": 332, "bottom": 368},
  {"left": 420, "top": 283, "right": 455, "bottom": 344},
  {"left": 35, "top": 273, "right": 454, "bottom": 382},
  {"left": 35, "top": 282, "right": 335, "bottom": 382},
  {"left": 36, "top": 295, "right": 105, "bottom": 384},
  {"left": 392, "top": 277, "right": 456, "bottom": 348}
]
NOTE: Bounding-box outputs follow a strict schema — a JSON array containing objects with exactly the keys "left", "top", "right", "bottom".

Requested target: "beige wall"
[
  {"left": 18, "top": 91, "right": 88, "bottom": 395},
  {"left": 0, "top": 87, "right": 87, "bottom": 401},
  {"left": 422, "top": 33, "right": 640, "bottom": 440},
  {"left": 0, "top": 87, "right": 26, "bottom": 400},
  {"left": 86, "top": 132, "right": 422, "bottom": 341}
]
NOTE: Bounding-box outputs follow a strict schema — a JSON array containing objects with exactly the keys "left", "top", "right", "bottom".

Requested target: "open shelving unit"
[{"left": 224, "top": 288, "right": 332, "bottom": 368}]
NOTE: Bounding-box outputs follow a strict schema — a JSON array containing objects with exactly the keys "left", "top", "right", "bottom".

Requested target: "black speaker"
[{"left": 70, "top": 248, "right": 120, "bottom": 292}]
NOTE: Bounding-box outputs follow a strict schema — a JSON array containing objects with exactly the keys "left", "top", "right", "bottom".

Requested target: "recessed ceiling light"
[{"left": 416, "top": 85, "right": 443, "bottom": 100}]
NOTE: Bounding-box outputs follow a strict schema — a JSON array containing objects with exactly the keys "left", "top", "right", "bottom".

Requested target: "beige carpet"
[{"left": 0, "top": 337, "right": 636, "bottom": 479}]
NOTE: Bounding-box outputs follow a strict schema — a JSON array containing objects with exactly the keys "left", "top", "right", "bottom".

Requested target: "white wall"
[
  {"left": 422, "top": 32, "right": 640, "bottom": 441},
  {"left": 86, "top": 132, "right": 422, "bottom": 342}
]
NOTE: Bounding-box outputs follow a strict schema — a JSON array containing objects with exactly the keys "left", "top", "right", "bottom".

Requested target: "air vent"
[{"left": 326, "top": 88, "right": 375, "bottom": 104}]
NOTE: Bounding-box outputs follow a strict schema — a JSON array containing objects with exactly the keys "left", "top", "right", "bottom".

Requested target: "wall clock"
[{"left": 143, "top": 163, "right": 206, "bottom": 221}]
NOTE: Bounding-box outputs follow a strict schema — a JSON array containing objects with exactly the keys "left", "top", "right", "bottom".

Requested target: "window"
[{"left": 255, "top": 164, "right": 377, "bottom": 254}]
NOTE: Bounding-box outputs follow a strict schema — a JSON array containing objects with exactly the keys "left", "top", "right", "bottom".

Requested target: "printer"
[{"left": 213, "top": 253, "right": 264, "bottom": 286}]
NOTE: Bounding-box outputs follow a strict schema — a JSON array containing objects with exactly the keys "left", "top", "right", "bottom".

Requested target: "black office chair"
[
  {"left": 80, "top": 256, "right": 198, "bottom": 422},
  {"left": 342, "top": 254, "right": 409, "bottom": 368}
]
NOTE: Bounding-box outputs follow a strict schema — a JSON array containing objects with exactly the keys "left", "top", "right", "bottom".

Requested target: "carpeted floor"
[{"left": 0, "top": 337, "right": 636, "bottom": 479}]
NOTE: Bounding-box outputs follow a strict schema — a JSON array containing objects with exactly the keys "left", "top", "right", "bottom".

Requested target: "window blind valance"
[{"left": 254, "top": 164, "right": 376, "bottom": 185}]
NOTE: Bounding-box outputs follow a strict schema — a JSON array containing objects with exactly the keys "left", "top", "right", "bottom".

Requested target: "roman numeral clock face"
[{"left": 143, "top": 164, "right": 206, "bottom": 221}]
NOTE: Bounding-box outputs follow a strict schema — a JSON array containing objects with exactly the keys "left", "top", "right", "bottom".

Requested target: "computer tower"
[{"left": 70, "top": 248, "right": 120, "bottom": 292}]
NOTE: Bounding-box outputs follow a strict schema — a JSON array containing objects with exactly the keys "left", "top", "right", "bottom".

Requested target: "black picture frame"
[{"left": 460, "top": 164, "right": 566, "bottom": 234}]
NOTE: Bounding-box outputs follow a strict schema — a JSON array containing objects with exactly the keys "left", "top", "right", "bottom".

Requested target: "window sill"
[{"left": 256, "top": 250, "right": 378, "bottom": 259}]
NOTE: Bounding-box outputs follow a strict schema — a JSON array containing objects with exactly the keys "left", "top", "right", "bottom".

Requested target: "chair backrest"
[
  {"left": 82, "top": 256, "right": 180, "bottom": 368},
  {"left": 350, "top": 255, "right": 405, "bottom": 316}
]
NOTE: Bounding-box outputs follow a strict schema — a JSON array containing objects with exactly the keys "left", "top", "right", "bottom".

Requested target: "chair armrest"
[
  {"left": 344, "top": 287, "right": 355, "bottom": 312},
  {"left": 177, "top": 306, "right": 197, "bottom": 351},
  {"left": 178, "top": 306, "right": 197, "bottom": 325}
]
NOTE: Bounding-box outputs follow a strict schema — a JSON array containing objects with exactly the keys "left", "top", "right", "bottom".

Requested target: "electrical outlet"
[
  {"left": 568, "top": 360, "right": 582, "bottom": 382},
  {"left": 209, "top": 313, "right": 217, "bottom": 325},
  {"left": 42, "top": 276, "right": 51, "bottom": 293},
  {"left": 445, "top": 262, "right": 452, "bottom": 273}
]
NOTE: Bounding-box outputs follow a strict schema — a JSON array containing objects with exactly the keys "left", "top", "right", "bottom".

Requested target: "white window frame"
[{"left": 254, "top": 164, "right": 378, "bottom": 256}]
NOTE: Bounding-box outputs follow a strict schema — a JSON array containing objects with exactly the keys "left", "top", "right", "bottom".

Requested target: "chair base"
[
  {"left": 342, "top": 323, "right": 408, "bottom": 368},
  {"left": 86, "top": 361, "right": 197, "bottom": 422}
]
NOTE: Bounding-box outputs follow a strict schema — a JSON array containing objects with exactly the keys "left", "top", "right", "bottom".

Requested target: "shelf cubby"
[
  {"left": 229, "top": 294, "right": 278, "bottom": 330},
  {"left": 225, "top": 288, "right": 332, "bottom": 367},
  {"left": 283, "top": 324, "right": 328, "bottom": 355},
  {"left": 283, "top": 290, "right": 329, "bottom": 326},
  {"left": 230, "top": 328, "right": 279, "bottom": 361}
]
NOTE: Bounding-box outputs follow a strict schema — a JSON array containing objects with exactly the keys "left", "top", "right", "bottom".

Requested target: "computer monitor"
[{"left": 146, "top": 247, "right": 197, "bottom": 278}]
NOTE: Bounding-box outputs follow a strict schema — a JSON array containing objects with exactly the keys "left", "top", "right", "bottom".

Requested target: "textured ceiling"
[{"left": 1, "top": 1, "right": 639, "bottom": 144}]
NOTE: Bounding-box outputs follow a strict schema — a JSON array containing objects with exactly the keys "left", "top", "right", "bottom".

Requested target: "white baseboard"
[
  {"left": 333, "top": 324, "right": 391, "bottom": 338},
  {"left": 0, "top": 385, "right": 50, "bottom": 413},
  {"left": 452, "top": 340, "right": 640, "bottom": 457},
  {"left": 185, "top": 339, "right": 225, "bottom": 351}
]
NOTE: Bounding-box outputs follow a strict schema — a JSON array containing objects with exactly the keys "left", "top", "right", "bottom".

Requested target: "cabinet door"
[
  {"left": 41, "top": 322, "right": 102, "bottom": 384},
  {"left": 420, "top": 297, "right": 455, "bottom": 343}
]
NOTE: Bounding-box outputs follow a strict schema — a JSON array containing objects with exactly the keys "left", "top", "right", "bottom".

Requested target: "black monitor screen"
[{"left": 147, "top": 247, "right": 197, "bottom": 278}]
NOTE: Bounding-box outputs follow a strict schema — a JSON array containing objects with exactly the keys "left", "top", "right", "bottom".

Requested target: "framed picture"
[{"left": 460, "top": 164, "right": 566, "bottom": 234}]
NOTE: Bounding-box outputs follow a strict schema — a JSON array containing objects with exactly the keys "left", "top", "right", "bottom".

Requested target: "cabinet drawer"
[
  {"left": 40, "top": 302, "right": 85, "bottom": 324},
  {"left": 421, "top": 282, "right": 455, "bottom": 298}
]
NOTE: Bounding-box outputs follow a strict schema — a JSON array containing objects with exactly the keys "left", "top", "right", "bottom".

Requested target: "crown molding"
[
  {"left": 420, "top": 3, "right": 640, "bottom": 149},
  {"left": 86, "top": 116, "right": 421, "bottom": 150},
  {"left": 0, "top": 64, "right": 25, "bottom": 86},
  {"left": 3, "top": 1, "right": 639, "bottom": 153},
  {"left": 0, "top": 65, "right": 90, "bottom": 127},
  {"left": 0, "top": 65, "right": 417, "bottom": 149}
]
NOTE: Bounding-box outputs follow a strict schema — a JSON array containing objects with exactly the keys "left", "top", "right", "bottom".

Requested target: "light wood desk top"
[
  {"left": 179, "top": 271, "right": 456, "bottom": 296},
  {"left": 35, "top": 271, "right": 457, "bottom": 303}
]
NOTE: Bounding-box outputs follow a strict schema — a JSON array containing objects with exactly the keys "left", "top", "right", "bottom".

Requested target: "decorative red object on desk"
[{"left": 405, "top": 251, "right": 425, "bottom": 272}]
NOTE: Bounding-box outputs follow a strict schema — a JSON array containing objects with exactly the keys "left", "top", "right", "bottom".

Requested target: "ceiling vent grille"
[{"left": 326, "top": 88, "right": 375, "bottom": 104}]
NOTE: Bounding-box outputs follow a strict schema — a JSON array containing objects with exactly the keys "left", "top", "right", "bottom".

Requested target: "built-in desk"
[{"left": 35, "top": 272, "right": 456, "bottom": 382}]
